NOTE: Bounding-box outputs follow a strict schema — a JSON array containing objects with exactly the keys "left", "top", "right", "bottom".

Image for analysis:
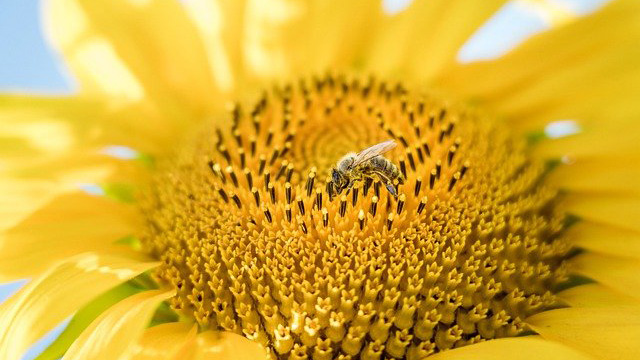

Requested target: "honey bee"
[{"left": 329, "top": 140, "right": 404, "bottom": 197}]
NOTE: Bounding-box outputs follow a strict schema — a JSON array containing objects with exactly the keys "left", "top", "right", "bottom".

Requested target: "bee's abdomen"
[
  {"left": 389, "top": 162, "right": 404, "bottom": 184},
  {"left": 369, "top": 156, "right": 386, "bottom": 169},
  {"left": 371, "top": 156, "right": 404, "bottom": 184}
]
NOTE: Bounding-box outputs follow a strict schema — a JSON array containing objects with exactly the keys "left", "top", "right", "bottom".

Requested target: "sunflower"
[{"left": 1, "top": 0, "right": 639, "bottom": 359}]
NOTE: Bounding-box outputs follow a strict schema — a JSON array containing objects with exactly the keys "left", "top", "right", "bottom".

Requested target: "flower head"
[
  {"left": 1, "top": 0, "right": 640, "bottom": 360},
  {"left": 143, "top": 76, "right": 568, "bottom": 358}
]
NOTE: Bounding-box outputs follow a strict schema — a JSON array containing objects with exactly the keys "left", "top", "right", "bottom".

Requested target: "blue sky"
[
  {"left": 0, "top": 0, "right": 71, "bottom": 93},
  {"left": 0, "top": 0, "right": 610, "bottom": 359}
]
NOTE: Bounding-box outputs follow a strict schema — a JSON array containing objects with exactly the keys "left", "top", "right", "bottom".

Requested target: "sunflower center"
[{"left": 140, "top": 74, "right": 569, "bottom": 359}]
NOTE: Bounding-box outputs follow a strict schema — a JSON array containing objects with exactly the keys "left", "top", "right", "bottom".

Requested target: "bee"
[{"left": 329, "top": 140, "right": 404, "bottom": 197}]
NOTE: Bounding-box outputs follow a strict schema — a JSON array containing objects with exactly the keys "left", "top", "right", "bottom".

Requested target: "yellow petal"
[
  {"left": 130, "top": 322, "right": 197, "bottom": 360},
  {"left": 564, "top": 221, "right": 640, "bottom": 260},
  {"left": 546, "top": 158, "right": 640, "bottom": 196},
  {"left": 0, "top": 253, "right": 158, "bottom": 360},
  {"left": 0, "top": 95, "right": 105, "bottom": 170},
  {"left": 0, "top": 178, "right": 61, "bottom": 232},
  {"left": 367, "top": 0, "right": 508, "bottom": 81},
  {"left": 564, "top": 194, "right": 640, "bottom": 232},
  {"left": 571, "top": 253, "right": 640, "bottom": 300},
  {"left": 285, "top": 0, "right": 382, "bottom": 74},
  {"left": 62, "top": 289, "right": 174, "bottom": 360},
  {"left": 222, "top": 0, "right": 382, "bottom": 83},
  {"left": 186, "top": 0, "right": 378, "bottom": 90},
  {"left": 45, "top": 0, "right": 222, "bottom": 114},
  {"left": 559, "top": 284, "right": 639, "bottom": 308},
  {"left": 527, "top": 306, "right": 640, "bottom": 360},
  {"left": 177, "top": 330, "right": 267, "bottom": 360},
  {"left": 33, "top": 281, "right": 144, "bottom": 360},
  {"left": 44, "top": 0, "right": 145, "bottom": 103},
  {"left": 532, "top": 122, "right": 640, "bottom": 161},
  {"left": 0, "top": 94, "right": 174, "bottom": 158},
  {"left": 428, "top": 335, "right": 592, "bottom": 360},
  {"left": 406, "top": 0, "right": 510, "bottom": 81},
  {"left": 0, "top": 192, "right": 144, "bottom": 282},
  {"left": 240, "top": 0, "right": 311, "bottom": 80},
  {"left": 0, "top": 173, "right": 123, "bottom": 239},
  {"left": 181, "top": 0, "right": 241, "bottom": 94},
  {"left": 436, "top": 0, "right": 640, "bottom": 132},
  {"left": 0, "top": 178, "right": 119, "bottom": 237}
]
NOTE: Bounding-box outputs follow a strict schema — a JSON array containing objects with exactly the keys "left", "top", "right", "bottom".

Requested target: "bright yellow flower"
[{"left": 1, "top": 0, "right": 639, "bottom": 360}]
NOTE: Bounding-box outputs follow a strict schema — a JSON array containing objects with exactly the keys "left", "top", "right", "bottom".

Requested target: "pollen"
[{"left": 139, "top": 74, "right": 569, "bottom": 359}]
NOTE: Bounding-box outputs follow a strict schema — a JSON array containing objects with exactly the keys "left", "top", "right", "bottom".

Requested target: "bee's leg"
[
  {"left": 384, "top": 182, "right": 398, "bottom": 197},
  {"left": 326, "top": 181, "right": 335, "bottom": 199},
  {"left": 372, "top": 170, "right": 398, "bottom": 198},
  {"left": 345, "top": 179, "right": 355, "bottom": 191},
  {"left": 393, "top": 178, "right": 402, "bottom": 195}
]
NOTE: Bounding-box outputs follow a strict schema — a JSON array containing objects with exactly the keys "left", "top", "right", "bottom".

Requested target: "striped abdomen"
[{"left": 369, "top": 156, "right": 404, "bottom": 184}]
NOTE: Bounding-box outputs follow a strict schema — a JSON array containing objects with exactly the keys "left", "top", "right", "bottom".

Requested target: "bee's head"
[{"left": 331, "top": 168, "right": 348, "bottom": 194}]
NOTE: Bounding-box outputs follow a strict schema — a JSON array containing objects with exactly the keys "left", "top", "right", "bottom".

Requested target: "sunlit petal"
[
  {"left": 0, "top": 192, "right": 144, "bottom": 281},
  {"left": 527, "top": 306, "right": 640, "bottom": 360},
  {"left": 429, "top": 336, "right": 593, "bottom": 360},
  {"left": 0, "top": 253, "right": 158, "bottom": 360},
  {"left": 572, "top": 253, "right": 640, "bottom": 300},
  {"left": 564, "top": 221, "right": 640, "bottom": 260},
  {"left": 176, "top": 330, "right": 267, "bottom": 360},
  {"left": 564, "top": 194, "right": 640, "bottom": 232},
  {"left": 436, "top": 0, "right": 640, "bottom": 132},
  {"left": 558, "top": 284, "right": 639, "bottom": 308},
  {"left": 367, "top": 0, "right": 509, "bottom": 80},
  {"left": 129, "top": 322, "right": 196, "bottom": 360},
  {"left": 45, "top": 0, "right": 222, "bottom": 114},
  {"left": 62, "top": 289, "right": 173, "bottom": 360},
  {"left": 547, "top": 158, "right": 640, "bottom": 196}
]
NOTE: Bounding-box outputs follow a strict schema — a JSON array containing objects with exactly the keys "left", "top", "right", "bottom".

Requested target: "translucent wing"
[{"left": 351, "top": 140, "right": 397, "bottom": 168}]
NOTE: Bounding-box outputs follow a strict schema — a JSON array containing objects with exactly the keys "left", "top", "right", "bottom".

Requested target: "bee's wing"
[{"left": 351, "top": 140, "right": 397, "bottom": 168}]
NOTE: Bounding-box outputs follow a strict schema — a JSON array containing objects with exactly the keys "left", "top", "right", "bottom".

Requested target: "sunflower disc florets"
[{"left": 141, "top": 74, "right": 569, "bottom": 359}]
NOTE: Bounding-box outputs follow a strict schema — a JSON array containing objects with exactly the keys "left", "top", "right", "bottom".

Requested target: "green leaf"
[
  {"left": 149, "top": 301, "right": 180, "bottom": 327},
  {"left": 136, "top": 152, "right": 156, "bottom": 168},
  {"left": 526, "top": 130, "right": 547, "bottom": 145},
  {"left": 129, "top": 270, "right": 159, "bottom": 290},
  {"left": 115, "top": 236, "right": 143, "bottom": 251},
  {"left": 34, "top": 281, "right": 144, "bottom": 360},
  {"left": 553, "top": 274, "right": 595, "bottom": 293},
  {"left": 102, "top": 182, "right": 136, "bottom": 203}
]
